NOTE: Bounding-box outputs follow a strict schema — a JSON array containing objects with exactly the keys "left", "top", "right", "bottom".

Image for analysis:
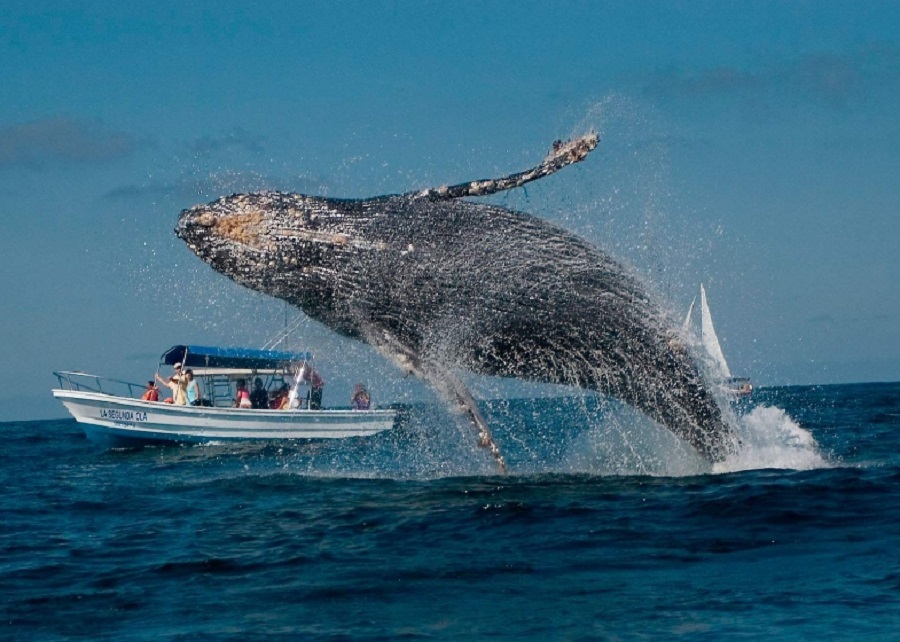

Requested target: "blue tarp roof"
[{"left": 160, "top": 345, "right": 313, "bottom": 370}]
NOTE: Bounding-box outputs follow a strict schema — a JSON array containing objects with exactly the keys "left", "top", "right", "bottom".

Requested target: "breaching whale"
[{"left": 176, "top": 134, "right": 735, "bottom": 470}]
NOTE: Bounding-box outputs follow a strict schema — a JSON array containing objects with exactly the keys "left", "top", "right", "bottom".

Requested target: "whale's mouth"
[{"left": 176, "top": 205, "right": 212, "bottom": 251}]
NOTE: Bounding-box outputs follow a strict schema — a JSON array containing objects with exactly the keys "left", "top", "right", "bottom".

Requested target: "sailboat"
[{"left": 684, "top": 284, "right": 752, "bottom": 397}]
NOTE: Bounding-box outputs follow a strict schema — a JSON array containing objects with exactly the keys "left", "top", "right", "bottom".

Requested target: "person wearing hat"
[{"left": 155, "top": 362, "right": 188, "bottom": 405}]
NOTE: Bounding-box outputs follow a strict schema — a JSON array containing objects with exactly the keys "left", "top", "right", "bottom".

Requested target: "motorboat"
[{"left": 52, "top": 344, "right": 397, "bottom": 447}]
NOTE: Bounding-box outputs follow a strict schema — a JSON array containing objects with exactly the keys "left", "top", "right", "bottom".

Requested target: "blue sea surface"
[{"left": 2, "top": 382, "right": 899, "bottom": 640}]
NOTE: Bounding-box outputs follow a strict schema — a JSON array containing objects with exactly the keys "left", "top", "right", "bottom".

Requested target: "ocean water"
[{"left": 2, "top": 382, "right": 899, "bottom": 640}]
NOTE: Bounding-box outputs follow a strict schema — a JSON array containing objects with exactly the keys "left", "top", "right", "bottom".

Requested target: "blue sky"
[{"left": 2, "top": 2, "right": 898, "bottom": 421}]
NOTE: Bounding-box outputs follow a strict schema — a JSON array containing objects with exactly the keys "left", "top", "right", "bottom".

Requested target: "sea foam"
[{"left": 716, "top": 405, "right": 830, "bottom": 473}]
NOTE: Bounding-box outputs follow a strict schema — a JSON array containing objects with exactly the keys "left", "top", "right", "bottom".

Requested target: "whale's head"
[{"left": 176, "top": 191, "right": 375, "bottom": 320}]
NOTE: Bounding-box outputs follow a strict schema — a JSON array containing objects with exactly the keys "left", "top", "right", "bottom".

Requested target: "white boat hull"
[{"left": 52, "top": 389, "right": 397, "bottom": 446}]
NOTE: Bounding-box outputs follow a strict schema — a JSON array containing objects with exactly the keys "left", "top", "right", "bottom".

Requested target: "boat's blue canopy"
[{"left": 160, "top": 345, "right": 313, "bottom": 370}]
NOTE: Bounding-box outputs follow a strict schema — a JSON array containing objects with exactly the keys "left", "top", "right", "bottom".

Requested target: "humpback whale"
[{"left": 176, "top": 134, "right": 735, "bottom": 470}]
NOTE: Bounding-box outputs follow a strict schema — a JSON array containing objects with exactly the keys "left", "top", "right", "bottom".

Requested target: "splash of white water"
[
  {"left": 715, "top": 405, "right": 830, "bottom": 473},
  {"left": 555, "top": 396, "right": 830, "bottom": 478}
]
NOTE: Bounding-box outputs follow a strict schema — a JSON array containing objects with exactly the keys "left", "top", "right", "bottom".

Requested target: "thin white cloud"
[
  {"left": 105, "top": 172, "right": 329, "bottom": 203},
  {"left": 0, "top": 117, "right": 140, "bottom": 169},
  {"left": 807, "top": 312, "right": 894, "bottom": 325},
  {"left": 642, "top": 43, "right": 900, "bottom": 109},
  {"left": 188, "top": 127, "right": 267, "bottom": 156}
]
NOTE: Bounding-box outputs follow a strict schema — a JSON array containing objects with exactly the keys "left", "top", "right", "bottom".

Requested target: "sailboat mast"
[{"left": 683, "top": 296, "right": 696, "bottom": 331}]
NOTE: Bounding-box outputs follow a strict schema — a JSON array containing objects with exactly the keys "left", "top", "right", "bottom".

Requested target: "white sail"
[{"left": 699, "top": 284, "right": 732, "bottom": 379}]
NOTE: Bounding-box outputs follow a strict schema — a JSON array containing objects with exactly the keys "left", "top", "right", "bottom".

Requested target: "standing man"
[
  {"left": 298, "top": 362, "right": 325, "bottom": 410},
  {"left": 155, "top": 362, "right": 187, "bottom": 405}
]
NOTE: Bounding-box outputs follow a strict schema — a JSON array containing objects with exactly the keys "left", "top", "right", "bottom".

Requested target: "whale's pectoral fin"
[
  {"left": 411, "top": 132, "right": 599, "bottom": 202},
  {"left": 361, "top": 326, "right": 507, "bottom": 472},
  {"left": 419, "top": 365, "right": 507, "bottom": 473}
]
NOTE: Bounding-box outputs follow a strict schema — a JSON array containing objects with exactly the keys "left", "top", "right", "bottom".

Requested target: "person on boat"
[
  {"left": 234, "top": 379, "right": 252, "bottom": 409},
  {"left": 298, "top": 363, "right": 325, "bottom": 410},
  {"left": 270, "top": 383, "right": 290, "bottom": 409},
  {"left": 278, "top": 384, "right": 292, "bottom": 409},
  {"left": 250, "top": 377, "right": 268, "bottom": 409},
  {"left": 156, "top": 362, "right": 187, "bottom": 405},
  {"left": 184, "top": 369, "right": 202, "bottom": 406},
  {"left": 141, "top": 380, "right": 159, "bottom": 402},
  {"left": 271, "top": 383, "right": 291, "bottom": 410},
  {"left": 351, "top": 383, "right": 371, "bottom": 410}
]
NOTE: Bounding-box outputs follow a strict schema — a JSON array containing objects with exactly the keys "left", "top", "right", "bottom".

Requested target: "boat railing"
[{"left": 53, "top": 371, "right": 145, "bottom": 399}]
